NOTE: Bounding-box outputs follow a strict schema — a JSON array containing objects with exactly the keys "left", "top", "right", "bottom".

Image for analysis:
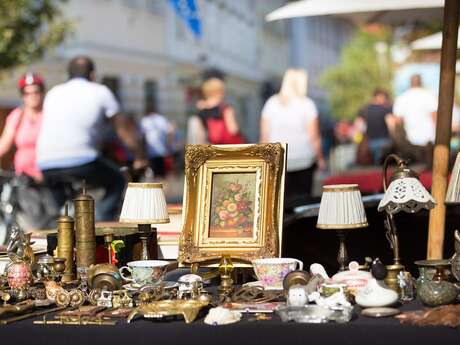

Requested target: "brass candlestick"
[
  {"left": 104, "top": 233, "right": 114, "bottom": 264},
  {"left": 74, "top": 186, "right": 96, "bottom": 277},
  {"left": 56, "top": 204, "right": 74, "bottom": 282},
  {"left": 138, "top": 224, "right": 158, "bottom": 260},
  {"left": 337, "top": 230, "right": 348, "bottom": 272},
  {"left": 218, "top": 256, "right": 234, "bottom": 298}
]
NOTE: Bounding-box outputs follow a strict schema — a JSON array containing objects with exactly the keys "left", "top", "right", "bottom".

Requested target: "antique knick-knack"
[
  {"left": 355, "top": 258, "right": 399, "bottom": 308},
  {"left": 416, "top": 260, "right": 458, "bottom": 307}
]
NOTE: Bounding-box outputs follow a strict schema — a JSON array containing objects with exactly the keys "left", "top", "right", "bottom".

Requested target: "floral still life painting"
[{"left": 209, "top": 173, "right": 256, "bottom": 238}]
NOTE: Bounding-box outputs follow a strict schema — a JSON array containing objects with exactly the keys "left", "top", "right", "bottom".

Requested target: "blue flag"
[{"left": 169, "top": 0, "right": 202, "bottom": 39}]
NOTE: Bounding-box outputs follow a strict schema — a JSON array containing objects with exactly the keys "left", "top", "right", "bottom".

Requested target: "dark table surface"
[{"left": 0, "top": 299, "right": 459, "bottom": 345}]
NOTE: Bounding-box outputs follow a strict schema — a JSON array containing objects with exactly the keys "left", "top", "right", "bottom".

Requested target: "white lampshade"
[
  {"left": 317, "top": 184, "right": 368, "bottom": 229},
  {"left": 446, "top": 152, "right": 460, "bottom": 203},
  {"left": 378, "top": 177, "right": 435, "bottom": 214},
  {"left": 119, "top": 183, "right": 170, "bottom": 224}
]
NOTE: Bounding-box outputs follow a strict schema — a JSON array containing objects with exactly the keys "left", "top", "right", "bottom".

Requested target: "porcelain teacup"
[
  {"left": 119, "top": 260, "right": 169, "bottom": 286},
  {"left": 252, "top": 258, "right": 303, "bottom": 289}
]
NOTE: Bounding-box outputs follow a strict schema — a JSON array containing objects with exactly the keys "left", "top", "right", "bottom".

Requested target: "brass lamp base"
[
  {"left": 337, "top": 230, "right": 349, "bottom": 272},
  {"left": 385, "top": 264, "right": 404, "bottom": 294}
]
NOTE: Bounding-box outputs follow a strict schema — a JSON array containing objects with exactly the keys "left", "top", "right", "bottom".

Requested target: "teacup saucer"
[
  {"left": 243, "top": 281, "right": 284, "bottom": 291},
  {"left": 123, "top": 281, "right": 178, "bottom": 291}
]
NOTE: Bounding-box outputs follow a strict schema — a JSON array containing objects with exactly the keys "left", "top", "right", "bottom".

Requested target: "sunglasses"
[{"left": 22, "top": 90, "right": 43, "bottom": 96}]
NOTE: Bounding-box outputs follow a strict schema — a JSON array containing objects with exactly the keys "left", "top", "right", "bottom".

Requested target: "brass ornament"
[
  {"left": 69, "top": 289, "right": 86, "bottom": 307},
  {"left": 88, "top": 289, "right": 102, "bottom": 306},
  {"left": 127, "top": 299, "right": 209, "bottom": 324},
  {"left": 55, "top": 290, "right": 70, "bottom": 307},
  {"left": 74, "top": 189, "right": 96, "bottom": 274},
  {"left": 56, "top": 205, "right": 75, "bottom": 282}
]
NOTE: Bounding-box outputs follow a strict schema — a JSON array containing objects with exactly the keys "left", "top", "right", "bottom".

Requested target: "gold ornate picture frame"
[{"left": 179, "top": 143, "right": 286, "bottom": 266}]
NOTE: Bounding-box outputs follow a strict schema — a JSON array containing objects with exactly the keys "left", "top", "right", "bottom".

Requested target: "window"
[
  {"left": 101, "top": 76, "right": 121, "bottom": 102},
  {"left": 144, "top": 79, "right": 158, "bottom": 113}
]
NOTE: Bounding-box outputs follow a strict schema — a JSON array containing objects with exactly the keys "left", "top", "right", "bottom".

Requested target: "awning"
[
  {"left": 412, "top": 28, "right": 460, "bottom": 50},
  {"left": 266, "top": 0, "right": 444, "bottom": 24}
]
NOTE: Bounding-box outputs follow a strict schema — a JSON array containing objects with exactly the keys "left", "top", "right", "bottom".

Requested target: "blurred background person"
[
  {"left": 196, "top": 78, "right": 244, "bottom": 145},
  {"left": 355, "top": 89, "right": 393, "bottom": 165},
  {"left": 260, "top": 69, "right": 325, "bottom": 206},
  {"left": 393, "top": 74, "right": 437, "bottom": 147},
  {"left": 0, "top": 73, "right": 57, "bottom": 229},
  {"left": 140, "top": 101, "right": 175, "bottom": 178},
  {"left": 36, "top": 56, "right": 147, "bottom": 221},
  {"left": 0, "top": 73, "right": 45, "bottom": 181}
]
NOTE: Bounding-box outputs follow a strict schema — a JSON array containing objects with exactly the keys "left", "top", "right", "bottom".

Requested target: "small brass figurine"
[{"left": 127, "top": 300, "right": 209, "bottom": 324}]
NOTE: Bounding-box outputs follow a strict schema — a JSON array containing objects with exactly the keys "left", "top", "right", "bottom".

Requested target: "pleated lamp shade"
[
  {"left": 119, "top": 183, "right": 170, "bottom": 224},
  {"left": 317, "top": 184, "right": 368, "bottom": 229},
  {"left": 446, "top": 152, "right": 460, "bottom": 203}
]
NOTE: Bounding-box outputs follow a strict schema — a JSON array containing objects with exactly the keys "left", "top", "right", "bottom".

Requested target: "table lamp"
[
  {"left": 317, "top": 184, "right": 368, "bottom": 271},
  {"left": 446, "top": 152, "right": 460, "bottom": 203},
  {"left": 377, "top": 154, "right": 435, "bottom": 290},
  {"left": 119, "top": 183, "right": 170, "bottom": 260}
]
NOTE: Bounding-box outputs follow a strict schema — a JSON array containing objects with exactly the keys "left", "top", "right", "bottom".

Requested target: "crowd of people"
[
  {"left": 353, "top": 74, "right": 440, "bottom": 167},
  {"left": 0, "top": 56, "right": 446, "bottom": 229}
]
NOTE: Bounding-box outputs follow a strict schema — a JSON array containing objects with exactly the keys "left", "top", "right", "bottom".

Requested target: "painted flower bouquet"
[{"left": 212, "top": 182, "right": 253, "bottom": 232}]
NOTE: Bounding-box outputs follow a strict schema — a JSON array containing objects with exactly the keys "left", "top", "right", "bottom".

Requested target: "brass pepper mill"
[
  {"left": 56, "top": 204, "right": 74, "bottom": 283},
  {"left": 74, "top": 186, "right": 96, "bottom": 277}
]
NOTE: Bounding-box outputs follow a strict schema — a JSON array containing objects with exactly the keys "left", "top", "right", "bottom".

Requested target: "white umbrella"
[
  {"left": 412, "top": 29, "right": 460, "bottom": 50},
  {"left": 266, "top": 0, "right": 444, "bottom": 23}
]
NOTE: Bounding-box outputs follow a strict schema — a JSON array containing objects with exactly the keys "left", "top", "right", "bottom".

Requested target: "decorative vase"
[
  {"left": 416, "top": 259, "right": 458, "bottom": 307},
  {"left": 417, "top": 280, "right": 458, "bottom": 307},
  {"left": 6, "top": 261, "right": 32, "bottom": 290},
  {"left": 416, "top": 266, "right": 435, "bottom": 290}
]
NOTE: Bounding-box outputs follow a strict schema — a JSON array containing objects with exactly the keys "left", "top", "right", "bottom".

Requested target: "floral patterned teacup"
[
  {"left": 252, "top": 258, "right": 303, "bottom": 289},
  {"left": 119, "top": 260, "right": 169, "bottom": 286}
]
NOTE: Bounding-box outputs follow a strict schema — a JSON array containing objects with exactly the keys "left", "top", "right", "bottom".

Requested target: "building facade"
[{"left": 0, "top": 0, "right": 290, "bottom": 142}]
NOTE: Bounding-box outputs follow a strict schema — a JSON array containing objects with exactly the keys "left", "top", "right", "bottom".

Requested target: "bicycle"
[{"left": 0, "top": 169, "right": 58, "bottom": 245}]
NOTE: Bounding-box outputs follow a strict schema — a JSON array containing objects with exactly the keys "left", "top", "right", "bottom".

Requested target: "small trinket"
[
  {"left": 249, "top": 313, "right": 272, "bottom": 321},
  {"left": 178, "top": 274, "right": 203, "bottom": 300},
  {"left": 355, "top": 258, "right": 398, "bottom": 308},
  {"left": 398, "top": 271, "right": 415, "bottom": 302},
  {"left": 112, "top": 290, "right": 133, "bottom": 308},
  {"left": 127, "top": 300, "right": 209, "bottom": 324},
  {"left": 97, "top": 291, "right": 113, "bottom": 308},
  {"left": 204, "top": 307, "right": 242, "bottom": 325},
  {"left": 69, "top": 289, "right": 86, "bottom": 307},
  {"left": 287, "top": 284, "right": 308, "bottom": 307}
]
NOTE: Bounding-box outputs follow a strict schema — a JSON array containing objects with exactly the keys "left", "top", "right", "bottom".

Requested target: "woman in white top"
[{"left": 260, "top": 69, "right": 325, "bottom": 205}]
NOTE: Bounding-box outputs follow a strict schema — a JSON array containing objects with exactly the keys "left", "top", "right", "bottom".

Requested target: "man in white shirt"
[
  {"left": 37, "top": 56, "right": 147, "bottom": 220},
  {"left": 393, "top": 74, "right": 437, "bottom": 147}
]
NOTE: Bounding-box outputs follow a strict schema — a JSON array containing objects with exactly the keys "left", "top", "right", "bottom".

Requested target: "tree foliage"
[
  {"left": 0, "top": 0, "right": 70, "bottom": 71},
  {"left": 320, "top": 26, "right": 393, "bottom": 120}
]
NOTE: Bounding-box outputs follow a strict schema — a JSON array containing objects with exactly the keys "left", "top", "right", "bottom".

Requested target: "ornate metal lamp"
[
  {"left": 317, "top": 184, "right": 368, "bottom": 271},
  {"left": 446, "top": 152, "right": 460, "bottom": 203},
  {"left": 378, "top": 154, "right": 435, "bottom": 290},
  {"left": 119, "top": 183, "right": 170, "bottom": 260}
]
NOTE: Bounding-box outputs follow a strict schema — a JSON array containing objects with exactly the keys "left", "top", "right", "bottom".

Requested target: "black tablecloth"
[{"left": 1, "top": 300, "right": 459, "bottom": 345}]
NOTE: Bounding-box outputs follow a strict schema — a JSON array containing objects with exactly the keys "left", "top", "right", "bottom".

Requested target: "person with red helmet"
[
  {"left": 0, "top": 72, "right": 45, "bottom": 181},
  {"left": 0, "top": 72, "right": 58, "bottom": 229}
]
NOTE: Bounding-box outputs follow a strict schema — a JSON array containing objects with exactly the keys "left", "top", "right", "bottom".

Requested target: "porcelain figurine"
[
  {"left": 313, "top": 291, "right": 351, "bottom": 308},
  {"left": 310, "top": 263, "right": 329, "bottom": 280},
  {"left": 288, "top": 284, "right": 308, "bottom": 307},
  {"left": 355, "top": 259, "right": 398, "bottom": 308}
]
